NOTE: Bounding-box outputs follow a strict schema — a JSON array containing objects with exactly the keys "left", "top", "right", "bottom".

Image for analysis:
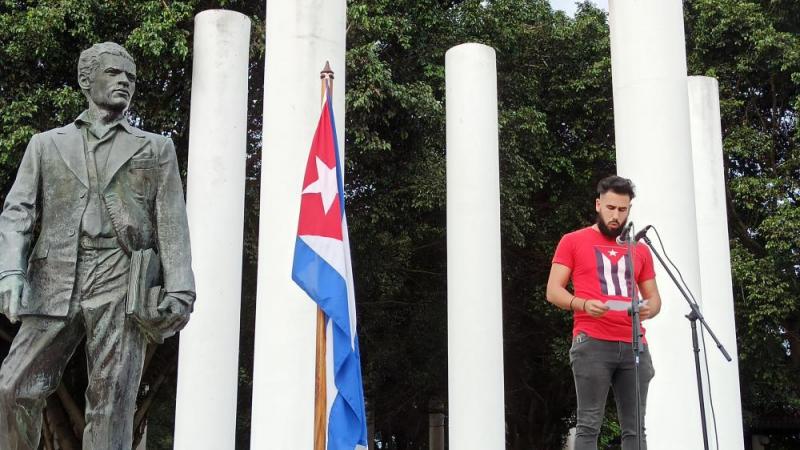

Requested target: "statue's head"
[{"left": 77, "top": 42, "right": 137, "bottom": 113}]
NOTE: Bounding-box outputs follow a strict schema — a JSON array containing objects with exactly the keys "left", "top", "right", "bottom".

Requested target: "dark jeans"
[
  {"left": 0, "top": 245, "right": 146, "bottom": 450},
  {"left": 569, "top": 332, "right": 655, "bottom": 450}
]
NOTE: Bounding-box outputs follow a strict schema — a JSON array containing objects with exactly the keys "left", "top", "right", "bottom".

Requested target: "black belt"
[{"left": 79, "top": 236, "right": 120, "bottom": 249}]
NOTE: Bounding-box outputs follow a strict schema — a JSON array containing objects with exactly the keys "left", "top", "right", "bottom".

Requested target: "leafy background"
[{"left": 0, "top": 0, "right": 797, "bottom": 448}]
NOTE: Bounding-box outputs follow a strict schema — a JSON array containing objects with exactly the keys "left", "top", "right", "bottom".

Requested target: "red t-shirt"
[{"left": 552, "top": 226, "right": 656, "bottom": 342}]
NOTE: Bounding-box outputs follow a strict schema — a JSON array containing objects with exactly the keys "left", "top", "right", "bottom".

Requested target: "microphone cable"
[{"left": 650, "top": 225, "right": 720, "bottom": 450}]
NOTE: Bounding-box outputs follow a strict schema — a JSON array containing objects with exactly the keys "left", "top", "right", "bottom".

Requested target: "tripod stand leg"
[{"left": 689, "top": 313, "right": 710, "bottom": 450}]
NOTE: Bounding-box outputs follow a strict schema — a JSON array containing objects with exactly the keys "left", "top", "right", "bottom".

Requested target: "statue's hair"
[{"left": 77, "top": 42, "right": 135, "bottom": 87}]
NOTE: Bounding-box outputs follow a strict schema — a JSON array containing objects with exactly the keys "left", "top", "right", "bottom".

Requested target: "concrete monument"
[{"left": 0, "top": 42, "right": 195, "bottom": 450}]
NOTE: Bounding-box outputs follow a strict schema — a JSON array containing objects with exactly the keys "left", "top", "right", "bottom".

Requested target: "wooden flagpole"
[
  {"left": 313, "top": 305, "right": 327, "bottom": 450},
  {"left": 314, "top": 61, "right": 334, "bottom": 450}
]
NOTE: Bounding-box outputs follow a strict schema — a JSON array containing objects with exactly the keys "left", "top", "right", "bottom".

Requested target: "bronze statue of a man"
[{"left": 0, "top": 42, "right": 195, "bottom": 449}]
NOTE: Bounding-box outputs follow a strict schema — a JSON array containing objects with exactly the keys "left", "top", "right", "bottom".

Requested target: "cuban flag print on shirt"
[
  {"left": 292, "top": 88, "right": 368, "bottom": 450},
  {"left": 594, "top": 246, "right": 632, "bottom": 297}
]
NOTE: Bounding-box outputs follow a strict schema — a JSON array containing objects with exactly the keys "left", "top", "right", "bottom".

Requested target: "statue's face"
[{"left": 87, "top": 53, "right": 137, "bottom": 112}]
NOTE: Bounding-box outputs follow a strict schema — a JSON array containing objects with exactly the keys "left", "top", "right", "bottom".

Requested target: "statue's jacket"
[{"left": 0, "top": 121, "right": 196, "bottom": 317}]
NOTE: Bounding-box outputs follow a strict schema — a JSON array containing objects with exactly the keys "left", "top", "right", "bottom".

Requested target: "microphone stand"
[
  {"left": 639, "top": 233, "right": 732, "bottom": 450},
  {"left": 619, "top": 223, "right": 644, "bottom": 450}
]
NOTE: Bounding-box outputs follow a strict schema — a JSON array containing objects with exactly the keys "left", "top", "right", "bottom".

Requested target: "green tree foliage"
[
  {"left": 0, "top": 1, "right": 265, "bottom": 448},
  {"left": 686, "top": 0, "right": 800, "bottom": 442},
  {"left": 347, "top": 1, "right": 616, "bottom": 447},
  {"left": 1, "top": 0, "right": 799, "bottom": 448}
]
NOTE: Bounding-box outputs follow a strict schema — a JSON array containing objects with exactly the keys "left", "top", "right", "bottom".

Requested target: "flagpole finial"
[{"left": 320, "top": 61, "right": 334, "bottom": 79}]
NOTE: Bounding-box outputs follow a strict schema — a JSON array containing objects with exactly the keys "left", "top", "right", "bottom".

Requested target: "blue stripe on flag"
[
  {"left": 292, "top": 237, "right": 368, "bottom": 449},
  {"left": 292, "top": 237, "right": 351, "bottom": 337},
  {"left": 328, "top": 337, "right": 367, "bottom": 449}
]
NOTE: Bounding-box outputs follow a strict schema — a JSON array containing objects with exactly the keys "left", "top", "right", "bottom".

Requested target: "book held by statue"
[{"left": 126, "top": 248, "right": 166, "bottom": 344}]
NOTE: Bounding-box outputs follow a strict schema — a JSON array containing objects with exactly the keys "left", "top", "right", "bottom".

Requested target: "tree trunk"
[
  {"left": 41, "top": 410, "right": 56, "bottom": 450},
  {"left": 46, "top": 395, "right": 81, "bottom": 450}
]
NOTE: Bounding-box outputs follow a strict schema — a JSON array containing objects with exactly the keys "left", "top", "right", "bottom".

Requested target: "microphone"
[
  {"left": 615, "top": 221, "right": 635, "bottom": 245},
  {"left": 633, "top": 225, "right": 652, "bottom": 241}
]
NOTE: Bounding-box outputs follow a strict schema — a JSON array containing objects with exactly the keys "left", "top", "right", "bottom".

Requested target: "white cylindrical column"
[
  {"left": 174, "top": 10, "right": 251, "bottom": 450},
  {"left": 609, "top": 1, "right": 704, "bottom": 448},
  {"left": 445, "top": 43, "right": 505, "bottom": 450},
  {"left": 250, "top": 1, "right": 346, "bottom": 449},
  {"left": 688, "top": 76, "right": 744, "bottom": 450}
]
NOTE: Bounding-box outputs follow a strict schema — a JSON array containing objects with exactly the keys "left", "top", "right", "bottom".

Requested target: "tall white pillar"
[
  {"left": 174, "top": 10, "right": 251, "bottom": 450},
  {"left": 688, "top": 76, "right": 744, "bottom": 449},
  {"left": 250, "top": 1, "right": 346, "bottom": 449},
  {"left": 609, "top": 1, "right": 705, "bottom": 448},
  {"left": 445, "top": 43, "right": 505, "bottom": 450}
]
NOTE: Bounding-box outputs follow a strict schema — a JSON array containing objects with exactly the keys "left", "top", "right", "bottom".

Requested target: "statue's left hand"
[{"left": 156, "top": 294, "right": 191, "bottom": 338}]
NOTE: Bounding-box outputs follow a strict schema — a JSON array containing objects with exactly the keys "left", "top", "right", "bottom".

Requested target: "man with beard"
[{"left": 546, "top": 175, "right": 662, "bottom": 450}]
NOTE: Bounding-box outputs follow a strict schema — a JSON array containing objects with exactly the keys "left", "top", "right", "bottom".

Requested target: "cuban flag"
[
  {"left": 291, "top": 86, "right": 368, "bottom": 450},
  {"left": 594, "top": 246, "right": 632, "bottom": 297}
]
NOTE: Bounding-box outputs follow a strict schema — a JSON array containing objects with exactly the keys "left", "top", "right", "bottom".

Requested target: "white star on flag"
[
  {"left": 302, "top": 156, "right": 339, "bottom": 214},
  {"left": 608, "top": 249, "right": 618, "bottom": 257}
]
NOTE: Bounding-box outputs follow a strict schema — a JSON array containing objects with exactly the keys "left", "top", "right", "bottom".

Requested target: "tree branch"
[
  {"left": 56, "top": 383, "right": 85, "bottom": 436},
  {"left": 134, "top": 358, "right": 177, "bottom": 431},
  {"left": 46, "top": 395, "right": 81, "bottom": 450},
  {"left": 769, "top": 74, "right": 779, "bottom": 170},
  {"left": 41, "top": 410, "right": 55, "bottom": 450}
]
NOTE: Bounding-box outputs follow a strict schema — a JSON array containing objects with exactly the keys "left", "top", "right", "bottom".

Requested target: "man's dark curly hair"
[{"left": 596, "top": 175, "right": 636, "bottom": 199}]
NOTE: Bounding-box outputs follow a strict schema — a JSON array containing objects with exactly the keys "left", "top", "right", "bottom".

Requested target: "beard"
[{"left": 596, "top": 214, "right": 626, "bottom": 239}]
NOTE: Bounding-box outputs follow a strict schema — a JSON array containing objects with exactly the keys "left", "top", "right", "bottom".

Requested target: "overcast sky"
[{"left": 549, "top": 0, "right": 609, "bottom": 16}]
